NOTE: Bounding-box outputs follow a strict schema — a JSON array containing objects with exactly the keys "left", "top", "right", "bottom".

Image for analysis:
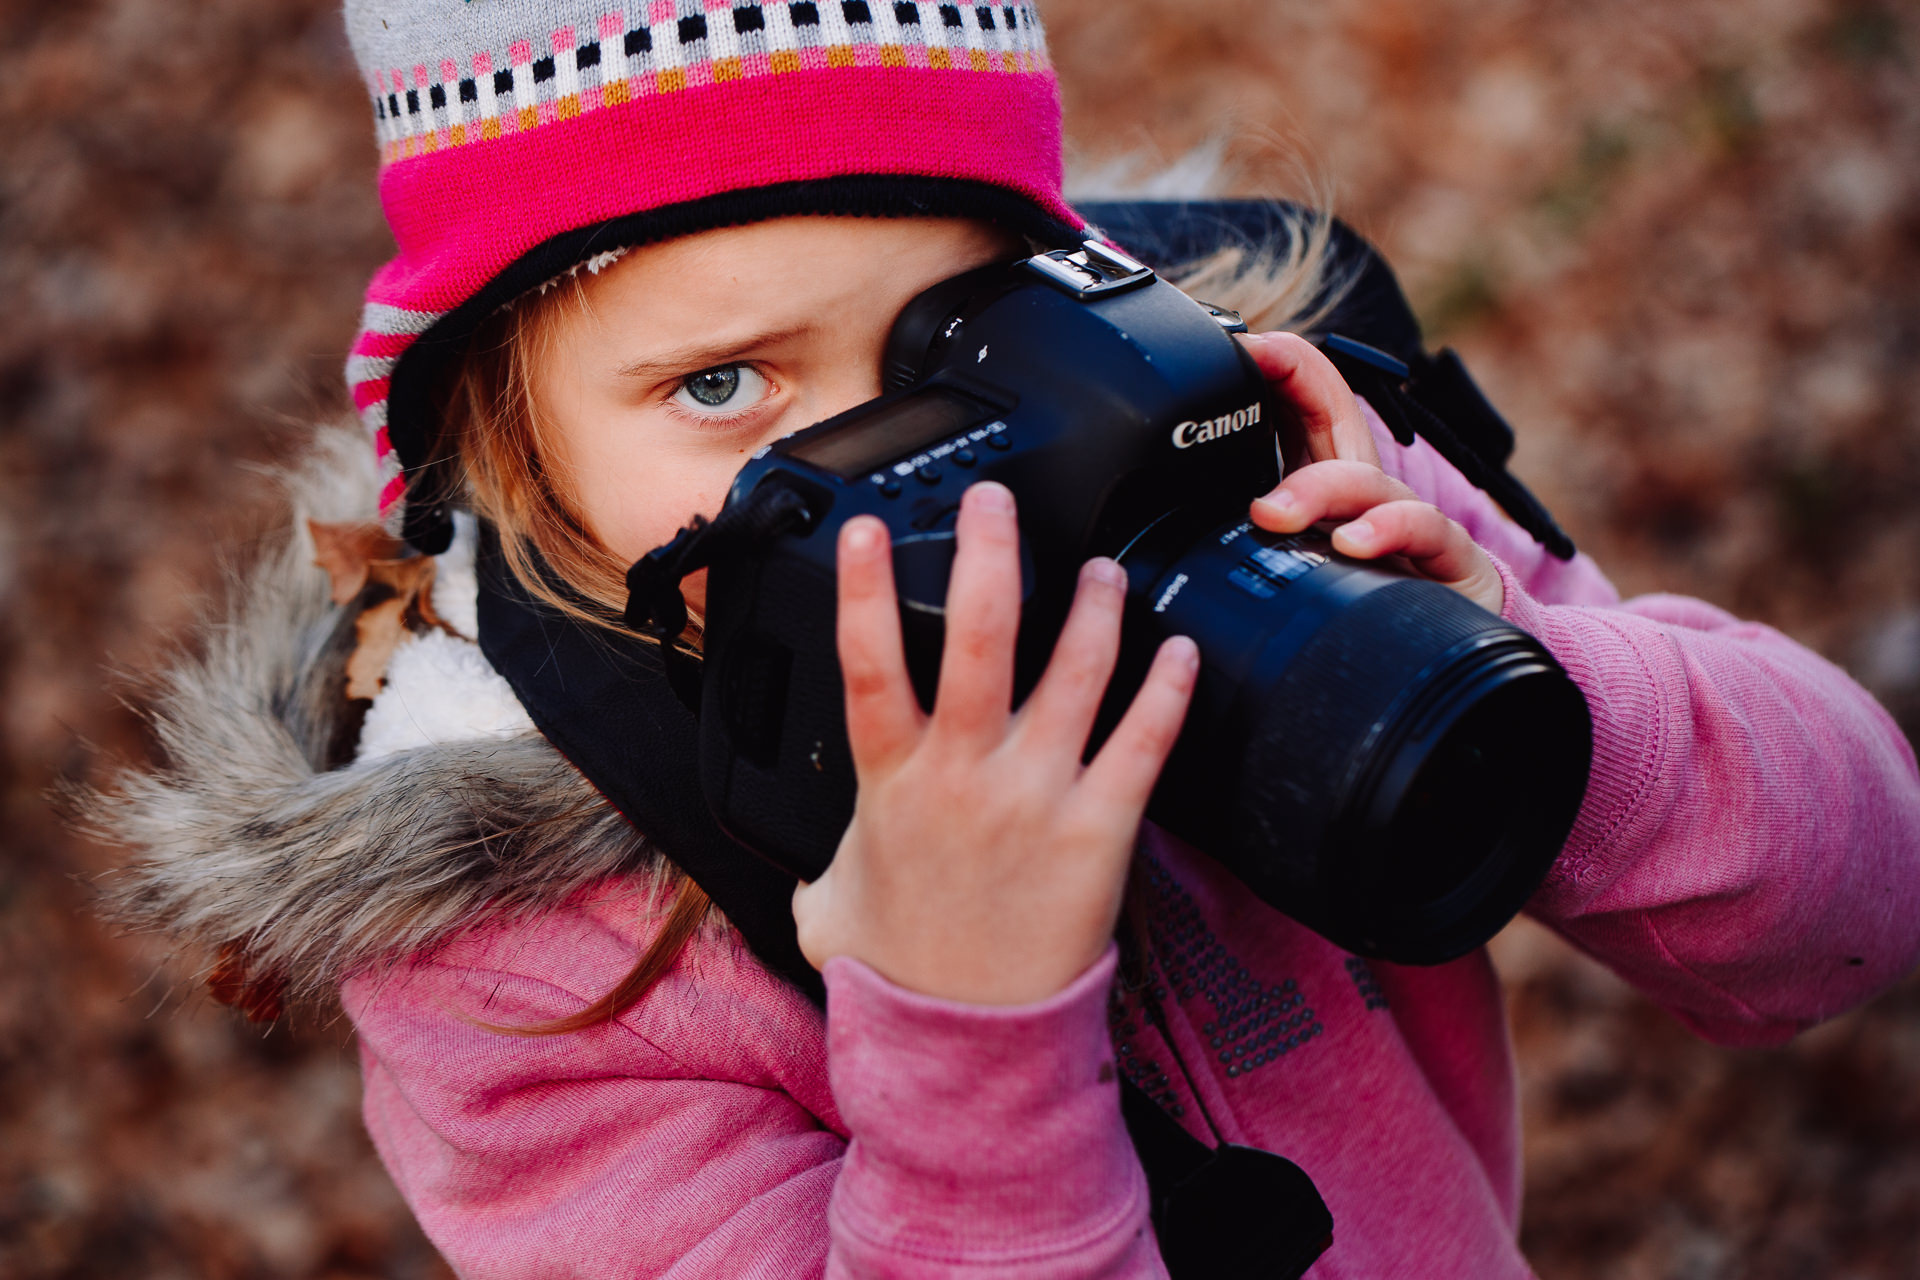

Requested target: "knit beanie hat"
[{"left": 341, "top": 0, "right": 1085, "bottom": 550}]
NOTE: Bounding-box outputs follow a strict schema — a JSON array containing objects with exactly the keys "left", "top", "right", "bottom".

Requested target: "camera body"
[
  {"left": 691, "top": 244, "right": 1592, "bottom": 963},
  {"left": 698, "top": 247, "right": 1274, "bottom": 857}
]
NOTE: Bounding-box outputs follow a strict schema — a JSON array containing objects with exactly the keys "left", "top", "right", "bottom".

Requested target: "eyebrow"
[{"left": 611, "top": 324, "right": 813, "bottom": 382}]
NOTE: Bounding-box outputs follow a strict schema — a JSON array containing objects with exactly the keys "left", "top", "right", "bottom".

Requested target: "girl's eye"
[{"left": 673, "top": 364, "right": 769, "bottom": 415}]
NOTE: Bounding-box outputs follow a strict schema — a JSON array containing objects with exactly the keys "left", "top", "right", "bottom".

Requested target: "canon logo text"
[{"left": 1171, "top": 402, "right": 1262, "bottom": 449}]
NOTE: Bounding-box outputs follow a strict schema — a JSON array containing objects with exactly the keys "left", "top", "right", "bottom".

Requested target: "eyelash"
[{"left": 667, "top": 363, "right": 775, "bottom": 425}]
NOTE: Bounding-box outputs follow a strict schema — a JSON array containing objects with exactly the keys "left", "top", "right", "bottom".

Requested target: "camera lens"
[
  {"left": 1328, "top": 646, "right": 1591, "bottom": 958},
  {"left": 1378, "top": 734, "right": 1502, "bottom": 907},
  {"left": 1115, "top": 515, "right": 1592, "bottom": 964}
]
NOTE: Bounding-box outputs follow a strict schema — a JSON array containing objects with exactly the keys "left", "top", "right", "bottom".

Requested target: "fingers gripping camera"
[{"left": 637, "top": 243, "right": 1593, "bottom": 964}]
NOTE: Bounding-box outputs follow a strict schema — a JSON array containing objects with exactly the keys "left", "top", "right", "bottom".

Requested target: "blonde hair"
[
  {"left": 1171, "top": 213, "right": 1347, "bottom": 335},
  {"left": 443, "top": 289, "right": 640, "bottom": 634},
  {"left": 440, "top": 209, "right": 1346, "bottom": 1030}
]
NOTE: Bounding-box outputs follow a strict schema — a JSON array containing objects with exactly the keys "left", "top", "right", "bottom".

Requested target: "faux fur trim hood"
[{"left": 79, "top": 426, "right": 662, "bottom": 1016}]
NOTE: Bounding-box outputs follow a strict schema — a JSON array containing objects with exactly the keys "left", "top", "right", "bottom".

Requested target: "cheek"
[
  {"left": 536, "top": 374, "right": 783, "bottom": 567},
  {"left": 543, "top": 400, "right": 698, "bottom": 561},
  {"left": 568, "top": 449, "right": 728, "bottom": 564},
  {"left": 680, "top": 566, "right": 711, "bottom": 618}
]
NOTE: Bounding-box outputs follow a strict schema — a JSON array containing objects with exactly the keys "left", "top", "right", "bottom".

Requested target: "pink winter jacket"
[{"left": 342, "top": 426, "right": 1920, "bottom": 1279}]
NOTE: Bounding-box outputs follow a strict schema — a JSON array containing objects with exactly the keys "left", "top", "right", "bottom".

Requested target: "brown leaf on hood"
[
  {"left": 345, "top": 593, "right": 409, "bottom": 700},
  {"left": 365, "top": 553, "right": 446, "bottom": 631},
  {"left": 310, "top": 521, "right": 459, "bottom": 699},
  {"left": 344, "top": 555, "right": 443, "bottom": 700},
  {"left": 309, "top": 519, "right": 410, "bottom": 606}
]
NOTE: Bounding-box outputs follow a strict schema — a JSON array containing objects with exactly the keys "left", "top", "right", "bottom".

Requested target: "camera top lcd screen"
[{"left": 787, "top": 387, "right": 997, "bottom": 478}]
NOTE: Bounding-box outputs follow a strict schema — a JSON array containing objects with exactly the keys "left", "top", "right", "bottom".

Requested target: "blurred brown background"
[{"left": 2, "top": 1, "right": 1915, "bottom": 1276}]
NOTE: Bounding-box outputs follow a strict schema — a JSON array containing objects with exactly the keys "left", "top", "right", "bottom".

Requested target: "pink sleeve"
[
  {"left": 1498, "top": 573, "right": 1920, "bottom": 1046},
  {"left": 344, "top": 944, "right": 1159, "bottom": 1278},
  {"left": 1371, "top": 414, "right": 1920, "bottom": 1046},
  {"left": 824, "top": 951, "right": 1158, "bottom": 1276}
]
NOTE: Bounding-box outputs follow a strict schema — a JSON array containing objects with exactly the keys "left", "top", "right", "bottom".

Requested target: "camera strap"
[
  {"left": 478, "top": 532, "right": 1331, "bottom": 1279},
  {"left": 621, "top": 484, "right": 815, "bottom": 712},
  {"left": 1315, "top": 334, "right": 1577, "bottom": 560},
  {"left": 1122, "top": 949, "right": 1335, "bottom": 1276}
]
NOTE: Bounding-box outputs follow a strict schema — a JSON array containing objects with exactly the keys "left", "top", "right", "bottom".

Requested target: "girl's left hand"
[{"left": 1237, "top": 331, "right": 1505, "bottom": 615}]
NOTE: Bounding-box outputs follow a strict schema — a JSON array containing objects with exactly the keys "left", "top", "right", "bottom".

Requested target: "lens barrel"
[{"left": 1118, "top": 515, "right": 1592, "bottom": 964}]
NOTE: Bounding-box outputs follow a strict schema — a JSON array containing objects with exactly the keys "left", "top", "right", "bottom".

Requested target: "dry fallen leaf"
[
  {"left": 309, "top": 519, "right": 410, "bottom": 605},
  {"left": 344, "top": 555, "right": 445, "bottom": 699},
  {"left": 366, "top": 553, "right": 447, "bottom": 631},
  {"left": 311, "top": 520, "right": 455, "bottom": 698},
  {"left": 345, "top": 592, "right": 409, "bottom": 700}
]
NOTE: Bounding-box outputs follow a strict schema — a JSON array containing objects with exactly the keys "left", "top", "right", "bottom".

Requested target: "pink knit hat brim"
[{"left": 368, "top": 66, "right": 1077, "bottom": 316}]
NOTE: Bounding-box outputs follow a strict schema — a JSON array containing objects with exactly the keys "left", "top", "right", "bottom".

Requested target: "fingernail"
[
  {"left": 1341, "top": 519, "right": 1375, "bottom": 547},
  {"left": 1252, "top": 493, "right": 1296, "bottom": 525},
  {"left": 969, "top": 481, "right": 1014, "bottom": 514},
  {"left": 1167, "top": 636, "right": 1201, "bottom": 680},
  {"left": 844, "top": 520, "right": 882, "bottom": 554},
  {"left": 1084, "top": 557, "right": 1127, "bottom": 590}
]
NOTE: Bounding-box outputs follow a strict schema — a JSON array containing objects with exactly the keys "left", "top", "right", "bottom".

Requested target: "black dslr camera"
[{"left": 631, "top": 242, "right": 1592, "bottom": 963}]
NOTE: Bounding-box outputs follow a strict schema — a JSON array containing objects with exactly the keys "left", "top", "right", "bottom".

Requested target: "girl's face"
[{"left": 530, "top": 216, "right": 1019, "bottom": 611}]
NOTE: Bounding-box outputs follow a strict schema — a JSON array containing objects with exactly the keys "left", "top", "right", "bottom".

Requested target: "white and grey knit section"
[
  {"left": 345, "top": 298, "right": 443, "bottom": 521},
  {"left": 345, "top": 300, "right": 437, "bottom": 391},
  {"left": 346, "top": 233, "right": 620, "bottom": 526},
  {"left": 527, "top": 246, "right": 632, "bottom": 300},
  {"left": 346, "top": 1, "right": 1049, "bottom": 149}
]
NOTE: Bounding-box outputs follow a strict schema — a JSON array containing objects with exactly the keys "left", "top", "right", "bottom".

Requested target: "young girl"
[{"left": 93, "top": 1, "right": 1920, "bottom": 1276}]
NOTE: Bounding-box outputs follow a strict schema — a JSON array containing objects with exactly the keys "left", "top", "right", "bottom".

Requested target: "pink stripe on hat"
[
  {"left": 352, "top": 377, "right": 392, "bottom": 412},
  {"left": 379, "top": 474, "right": 407, "bottom": 512}
]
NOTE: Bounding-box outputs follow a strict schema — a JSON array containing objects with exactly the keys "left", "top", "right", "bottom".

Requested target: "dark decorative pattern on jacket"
[
  {"left": 1108, "top": 853, "right": 1323, "bottom": 1091},
  {"left": 1345, "top": 957, "right": 1389, "bottom": 1011}
]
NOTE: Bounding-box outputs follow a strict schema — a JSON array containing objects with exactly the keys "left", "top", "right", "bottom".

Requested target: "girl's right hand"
[{"left": 791, "top": 481, "right": 1200, "bottom": 1006}]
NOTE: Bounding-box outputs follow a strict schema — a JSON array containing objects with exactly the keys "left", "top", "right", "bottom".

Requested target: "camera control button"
[
  {"left": 916, "top": 463, "right": 943, "bottom": 484},
  {"left": 952, "top": 447, "right": 977, "bottom": 468},
  {"left": 987, "top": 433, "right": 1012, "bottom": 451},
  {"left": 878, "top": 477, "right": 903, "bottom": 498}
]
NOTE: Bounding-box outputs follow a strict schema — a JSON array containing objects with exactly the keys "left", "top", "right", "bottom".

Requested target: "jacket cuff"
[
  {"left": 822, "top": 946, "right": 1149, "bottom": 1263},
  {"left": 1494, "top": 555, "right": 1684, "bottom": 909}
]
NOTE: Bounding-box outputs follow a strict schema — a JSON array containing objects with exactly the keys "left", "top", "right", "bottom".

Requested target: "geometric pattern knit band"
[{"left": 368, "top": 1, "right": 1047, "bottom": 164}]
